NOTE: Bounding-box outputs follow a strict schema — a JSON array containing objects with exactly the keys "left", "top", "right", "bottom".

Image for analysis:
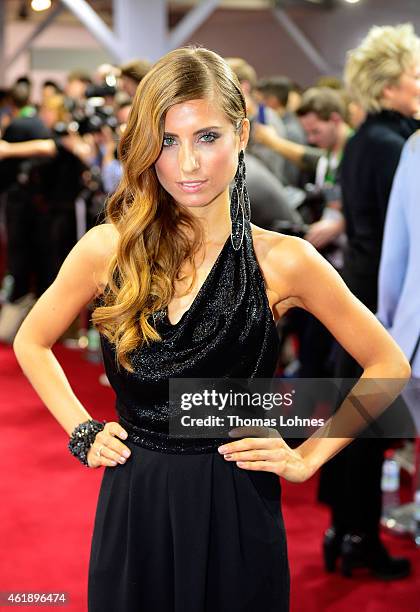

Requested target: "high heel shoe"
[
  {"left": 340, "top": 533, "right": 411, "bottom": 580},
  {"left": 322, "top": 526, "right": 343, "bottom": 573}
]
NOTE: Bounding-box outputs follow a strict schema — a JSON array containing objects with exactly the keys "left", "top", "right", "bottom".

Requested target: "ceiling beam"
[
  {"left": 272, "top": 7, "right": 332, "bottom": 74},
  {"left": 168, "top": 0, "right": 220, "bottom": 50},
  {"left": 59, "top": 0, "right": 122, "bottom": 61}
]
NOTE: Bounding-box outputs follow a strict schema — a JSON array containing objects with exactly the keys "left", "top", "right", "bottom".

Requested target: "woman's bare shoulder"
[
  {"left": 250, "top": 223, "right": 314, "bottom": 270},
  {"left": 250, "top": 222, "right": 320, "bottom": 308},
  {"left": 80, "top": 223, "right": 119, "bottom": 290},
  {"left": 85, "top": 222, "right": 119, "bottom": 256},
  {"left": 79, "top": 223, "right": 119, "bottom": 262}
]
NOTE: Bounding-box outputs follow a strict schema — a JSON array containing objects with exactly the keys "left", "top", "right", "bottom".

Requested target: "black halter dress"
[{"left": 88, "top": 220, "right": 290, "bottom": 612}]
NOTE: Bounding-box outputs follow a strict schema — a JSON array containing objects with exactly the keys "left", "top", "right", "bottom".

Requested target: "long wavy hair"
[{"left": 91, "top": 47, "right": 246, "bottom": 372}]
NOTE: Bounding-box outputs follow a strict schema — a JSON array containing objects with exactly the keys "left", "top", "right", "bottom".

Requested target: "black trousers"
[
  {"left": 318, "top": 269, "right": 386, "bottom": 538},
  {"left": 318, "top": 434, "right": 385, "bottom": 537},
  {"left": 4, "top": 189, "right": 77, "bottom": 301},
  {"left": 88, "top": 444, "right": 290, "bottom": 612}
]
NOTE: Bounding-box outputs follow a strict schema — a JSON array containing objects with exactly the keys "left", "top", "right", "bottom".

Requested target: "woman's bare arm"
[
  {"left": 276, "top": 237, "right": 410, "bottom": 472},
  {"left": 13, "top": 224, "right": 116, "bottom": 437},
  {"left": 218, "top": 235, "right": 410, "bottom": 482}
]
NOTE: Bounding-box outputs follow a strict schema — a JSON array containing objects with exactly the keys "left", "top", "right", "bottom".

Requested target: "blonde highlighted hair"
[
  {"left": 91, "top": 46, "right": 246, "bottom": 372},
  {"left": 344, "top": 23, "right": 420, "bottom": 113},
  {"left": 41, "top": 94, "right": 68, "bottom": 122}
]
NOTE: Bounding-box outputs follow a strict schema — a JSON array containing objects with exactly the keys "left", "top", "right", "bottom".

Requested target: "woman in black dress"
[
  {"left": 319, "top": 24, "right": 420, "bottom": 579},
  {"left": 13, "top": 47, "right": 410, "bottom": 611}
]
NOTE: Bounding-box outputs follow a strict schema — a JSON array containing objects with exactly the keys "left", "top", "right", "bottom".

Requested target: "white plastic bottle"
[
  {"left": 86, "top": 326, "right": 101, "bottom": 363},
  {"left": 381, "top": 450, "right": 400, "bottom": 519},
  {"left": 414, "top": 490, "right": 420, "bottom": 547}
]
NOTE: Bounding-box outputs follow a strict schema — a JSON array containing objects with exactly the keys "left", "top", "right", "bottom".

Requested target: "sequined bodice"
[{"left": 100, "top": 220, "right": 280, "bottom": 453}]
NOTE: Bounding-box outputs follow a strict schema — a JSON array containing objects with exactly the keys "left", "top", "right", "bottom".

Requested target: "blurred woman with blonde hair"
[{"left": 38, "top": 93, "right": 69, "bottom": 128}]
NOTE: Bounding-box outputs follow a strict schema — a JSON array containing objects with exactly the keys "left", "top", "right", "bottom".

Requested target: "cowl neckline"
[{"left": 154, "top": 233, "right": 232, "bottom": 328}]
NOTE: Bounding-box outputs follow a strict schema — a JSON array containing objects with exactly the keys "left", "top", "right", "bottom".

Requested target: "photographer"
[
  {"left": 0, "top": 93, "right": 93, "bottom": 342},
  {"left": 100, "top": 98, "right": 132, "bottom": 194},
  {"left": 254, "top": 87, "right": 350, "bottom": 253}
]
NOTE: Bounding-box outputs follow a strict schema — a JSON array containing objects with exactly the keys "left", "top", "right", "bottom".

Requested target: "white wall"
[{"left": 4, "top": 21, "right": 106, "bottom": 101}]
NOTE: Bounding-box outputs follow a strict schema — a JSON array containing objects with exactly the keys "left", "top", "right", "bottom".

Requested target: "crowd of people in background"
[{"left": 0, "top": 22, "right": 419, "bottom": 582}]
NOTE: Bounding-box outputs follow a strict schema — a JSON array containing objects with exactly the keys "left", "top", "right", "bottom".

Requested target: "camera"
[{"left": 53, "top": 87, "right": 118, "bottom": 137}]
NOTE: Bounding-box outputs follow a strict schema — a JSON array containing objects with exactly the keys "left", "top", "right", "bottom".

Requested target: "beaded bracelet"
[{"left": 68, "top": 419, "right": 106, "bottom": 467}]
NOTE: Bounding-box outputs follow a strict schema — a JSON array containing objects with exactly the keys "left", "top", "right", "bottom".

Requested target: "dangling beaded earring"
[{"left": 230, "top": 150, "right": 251, "bottom": 251}]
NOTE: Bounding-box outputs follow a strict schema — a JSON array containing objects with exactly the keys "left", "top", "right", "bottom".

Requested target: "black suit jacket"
[{"left": 341, "top": 110, "right": 419, "bottom": 306}]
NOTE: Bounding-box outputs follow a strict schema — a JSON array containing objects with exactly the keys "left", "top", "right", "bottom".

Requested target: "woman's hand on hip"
[
  {"left": 87, "top": 422, "right": 131, "bottom": 468},
  {"left": 218, "top": 433, "right": 314, "bottom": 483}
]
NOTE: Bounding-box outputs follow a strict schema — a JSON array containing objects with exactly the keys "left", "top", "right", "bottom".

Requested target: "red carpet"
[{"left": 0, "top": 343, "right": 419, "bottom": 611}]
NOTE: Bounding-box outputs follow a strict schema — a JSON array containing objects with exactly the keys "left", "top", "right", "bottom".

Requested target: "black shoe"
[
  {"left": 341, "top": 533, "right": 411, "bottom": 580},
  {"left": 323, "top": 526, "right": 343, "bottom": 573}
]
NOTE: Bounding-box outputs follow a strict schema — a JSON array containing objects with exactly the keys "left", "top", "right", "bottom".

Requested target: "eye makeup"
[{"left": 162, "top": 131, "right": 221, "bottom": 147}]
